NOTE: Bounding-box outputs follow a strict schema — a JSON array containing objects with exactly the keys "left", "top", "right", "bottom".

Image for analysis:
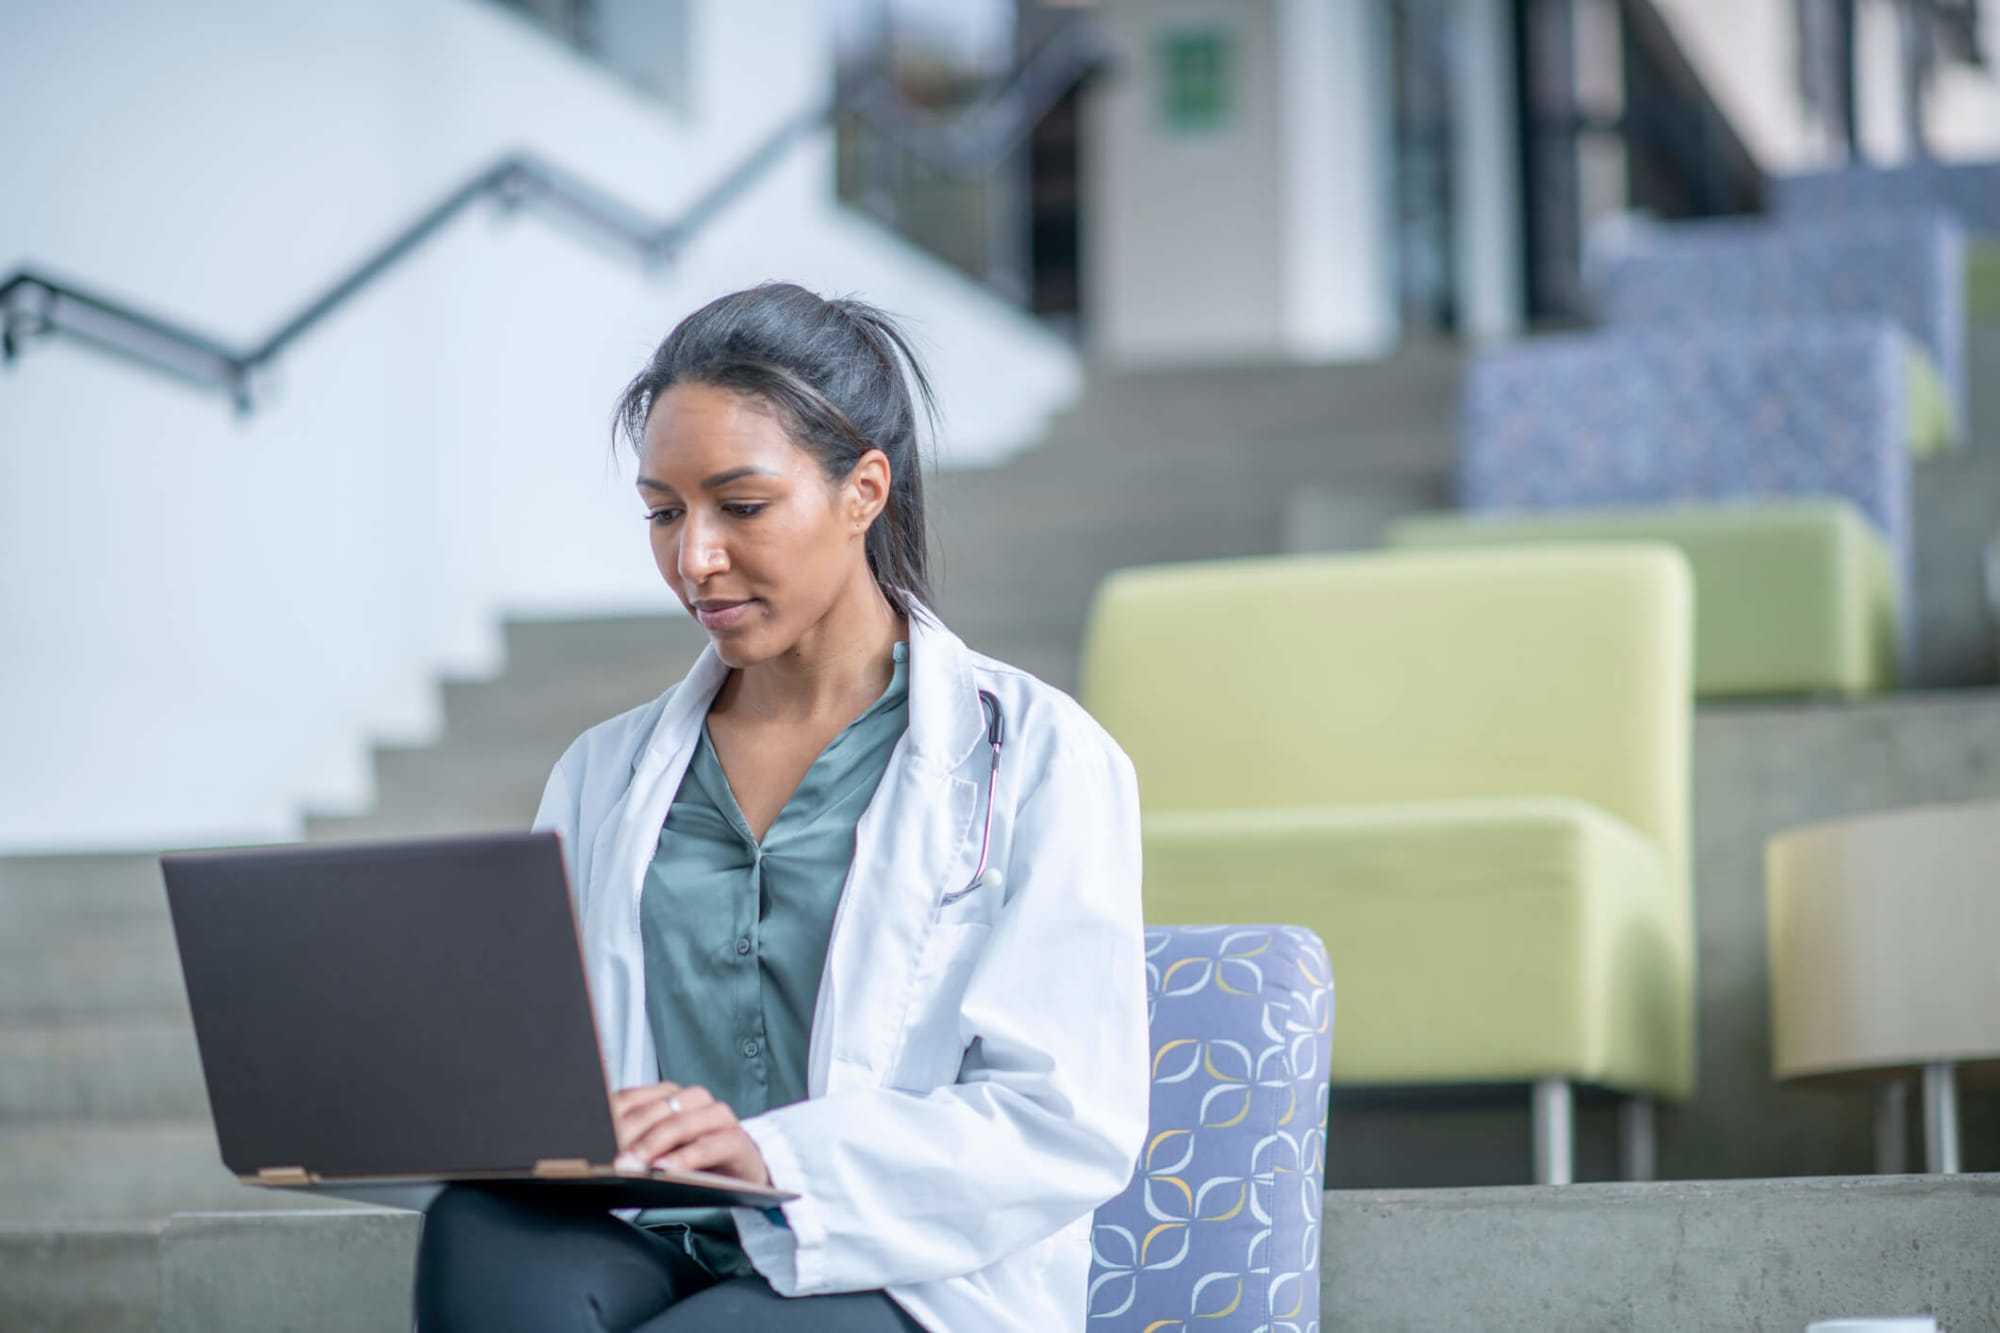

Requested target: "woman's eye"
[
  {"left": 723, "top": 503, "right": 767, "bottom": 518},
  {"left": 646, "top": 508, "right": 682, "bottom": 526}
]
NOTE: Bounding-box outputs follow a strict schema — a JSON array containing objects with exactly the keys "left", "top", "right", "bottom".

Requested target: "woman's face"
[{"left": 638, "top": 381, "right": 888, "bottom": 666}]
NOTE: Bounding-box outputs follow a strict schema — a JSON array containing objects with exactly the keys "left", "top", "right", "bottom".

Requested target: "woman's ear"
[{"left": 846, "top": 449, "right": 893, "bottom": 533}]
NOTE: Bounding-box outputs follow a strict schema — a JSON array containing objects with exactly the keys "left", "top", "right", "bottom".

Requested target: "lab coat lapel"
[
  {"left": 812, "top": 606, "right": 988, "bottom": 1093},
  {"left": 592, "top": 640, "right": 729, "bottom": 1090}
]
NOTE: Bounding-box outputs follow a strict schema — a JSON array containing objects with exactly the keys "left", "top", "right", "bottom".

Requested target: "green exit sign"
[{"left": 1159, "top": 27, "right": 1233, "bottom": 134}]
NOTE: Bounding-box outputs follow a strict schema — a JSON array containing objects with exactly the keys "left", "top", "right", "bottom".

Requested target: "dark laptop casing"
[{"left": 160, "top": 832, "right": 791, "bottom": 1210}]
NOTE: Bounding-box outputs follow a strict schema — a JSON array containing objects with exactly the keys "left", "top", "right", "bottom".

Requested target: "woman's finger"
[
  {"left": 611, "top": 1083, "right": 713, "bottom": 1139},
  {"left": 655, "top": 1128, "right": 741, "bottom": 1174},
  {"left": 656, "top": 1127, "right": 771, "bottom": 1186},
  {"left": 608, "top": 1072, "right": 680, "bottom": 1112},
  {"left": 631, "top": 1102, "right": 737, "bottom": 1164},
  {"left": 616, "top": 1098, "right": 692, "bottom": 1155}
]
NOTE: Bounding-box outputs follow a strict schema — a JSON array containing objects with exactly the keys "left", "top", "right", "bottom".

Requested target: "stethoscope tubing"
[{"left": 940, "top": 689, "right": 1004, "bottom": 905}]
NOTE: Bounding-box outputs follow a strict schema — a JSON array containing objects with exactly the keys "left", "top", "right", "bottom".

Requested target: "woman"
[{"left": 413, "top": 283, "right": 1150, "bottom": 1332}]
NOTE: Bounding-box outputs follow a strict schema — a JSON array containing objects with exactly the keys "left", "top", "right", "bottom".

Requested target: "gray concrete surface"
[
  {"left": 159, "top": 1209, "right": 418, "bottom": 1333},
  {"left": 1324, "top": 1174, "right": 2000, "bottom": 1332},
  {"left": 0, "top": 1223, "right": 160, "bottom": 1333},
  {"left": 1910, "top": 449, "right": 2000, "bottom": 687},
  {"left": 144, "top": 1175, "right": 2000, "bottom": 1332}
]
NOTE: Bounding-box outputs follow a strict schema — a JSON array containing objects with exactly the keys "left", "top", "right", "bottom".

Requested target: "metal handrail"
[
  {"left": 1, "top": 20, "right": 1108, "bottom": 413},
  {"left": 0, "top": 104, "right": 827, "bottom": 412}
]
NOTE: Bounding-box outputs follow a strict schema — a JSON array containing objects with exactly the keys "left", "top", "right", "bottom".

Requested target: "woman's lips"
[{"left": 695, "top": 600, "right": 754, "bottom": 631}]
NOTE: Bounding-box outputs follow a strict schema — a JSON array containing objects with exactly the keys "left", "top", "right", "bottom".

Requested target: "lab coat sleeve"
[
  {"left": 730, "top": 738, "right": 1150, "bottom": 1294},
  {"left": 530, "top": 747, "right": 583, "bottom": 877}
]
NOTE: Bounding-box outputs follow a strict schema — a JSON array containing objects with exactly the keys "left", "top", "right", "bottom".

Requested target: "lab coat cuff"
[{"left": 733, "top": 1111, "right": 819, "bottom": 1294}]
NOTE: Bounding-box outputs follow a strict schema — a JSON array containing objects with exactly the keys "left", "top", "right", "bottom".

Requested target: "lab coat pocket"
[{"left": 889, "top": 921, "right": 992, "bottom": 1091}]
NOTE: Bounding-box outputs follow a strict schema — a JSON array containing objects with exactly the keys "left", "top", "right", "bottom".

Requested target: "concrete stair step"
[
  {"left": 127, "top": 1174, "right": 2000, "bottom": 1332},
  {"left": 0, "top": 854, "right": 170, "bottom": 927},
  {"left": 0, "top": 1122, "right": 353, "bottom": 1225},
  {"left": 1326, "top": 1174, "right": 2000, "bottom": 1331},
  {"left": 1056, "top": 347, "right": 1466, "bottom": 437},
  {"left": 305, "top": 804, "right": 535, "bottom": 845},
  {"left": 435, "top": 671, "right": 675, "bottom": 740},
  {"left": 0, "top": 1020, "right": 206, "bottom": 1121},
  {"left": 499, "top": 616, "right": 706, "bottom": 681},
  {"left": 1910, "top": 448, "right": 2000, "bottom": 687},
  {"left": 158, "top": 1209, "right": 414, "bottom": 1333},
  {"left": 0, "top": 922, "right": 188, "bottom": 1021},
  {"left": 0, "top": 1223, "right": 160, "bottom": 1333},
  {"left": 360, "top": 744, "right": 570, "bottom": 809}
]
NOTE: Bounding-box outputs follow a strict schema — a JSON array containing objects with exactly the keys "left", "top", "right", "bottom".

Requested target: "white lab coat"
[{"left": 530, "top": 603, "right": 1150, "bottom": 1332}]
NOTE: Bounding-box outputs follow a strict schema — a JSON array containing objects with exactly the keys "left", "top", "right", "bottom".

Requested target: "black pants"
[{"left": 413, "top": 1185, "right": 924, "bottom": 1332}]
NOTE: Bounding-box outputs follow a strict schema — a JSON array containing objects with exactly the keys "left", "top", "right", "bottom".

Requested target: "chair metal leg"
[
  {"left": 1532, "top": 1078, "right": 1574, "bottom": 1185},
  {"left": 1874, "top": 1078, "right": 1910, "bottom": 1174},
  {"left": 1618, "top": 1096, "right": 1657, "bottom": 1181},
  {"left": 1922, "top": 1062, "right": 1962, "bottom": 1175}
]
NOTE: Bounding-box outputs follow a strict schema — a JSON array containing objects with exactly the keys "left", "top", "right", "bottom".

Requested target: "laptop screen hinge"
[
  {"left": 252, "top": 1166, "right": 314, "bottom": 1185},
  {"left": 533, "top": 1158, "right": 594, "bottom": 1178}
]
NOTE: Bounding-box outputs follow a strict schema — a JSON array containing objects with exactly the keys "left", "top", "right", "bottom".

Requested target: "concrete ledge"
[
  {"left": 1325, "top": 1174, "right": 2000, "bottom": 1331},
  {"left": 160, "top": 1209, "right": 419, "bottom": 1333},
  {"left": 150, "top": 1176, "right": 2000, "bottom": 1331},
  {"left": 0, "top": 1223, "right": 159, "bottom": 1333}
]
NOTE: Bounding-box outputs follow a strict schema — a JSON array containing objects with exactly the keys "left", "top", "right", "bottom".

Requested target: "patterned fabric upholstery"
[
  {"left": 1461, "top": 320, "right": 1912, "bottom": 586},
  {"left": 1089, "top": 925, "right": 1334, "bottom": 1333},
  {"left": 1772, "top": 160, "right": 2000, "bottom": 235},
  {"left": 1597, "top": 210, "right": 1967, "bottom": 425}
]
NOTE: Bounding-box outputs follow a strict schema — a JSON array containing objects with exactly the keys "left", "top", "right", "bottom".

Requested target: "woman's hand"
[{"left": 611, "top": 1081, "right": 772, "bottom": 1186}]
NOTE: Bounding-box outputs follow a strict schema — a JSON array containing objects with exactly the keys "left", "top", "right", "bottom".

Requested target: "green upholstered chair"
[
  {"left": 1388, "top": 500, "right": 1898, "bottom": 700},
  {"left": 1971, "top": 246, "right": 2000, "bottom": 322},
  {"left": 1080, "top": 544, "right": 1695, "bottom": 1184}
]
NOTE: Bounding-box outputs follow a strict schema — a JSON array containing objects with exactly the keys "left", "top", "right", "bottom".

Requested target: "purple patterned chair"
[
  {"left": 1772, "top": 160, "right": 2000, "bottom": 234},
  {"left": 1089, "top": 925, "right": 1334, "bottom": 1333},
  {"left": 1461, "top": 320, "right": 1910, "bottom": 573},
  {"left": 1771, "top": 158, "right": 2000, "bottom": 327},
  {"left": 1399, "top": 318, "right": 1911, "bottom": 696},
  {"left": 1597, "top": 209, "right": 1967, "bottom": 438}
]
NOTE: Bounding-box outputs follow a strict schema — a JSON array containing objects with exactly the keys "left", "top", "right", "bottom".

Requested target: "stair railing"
[
  {"left": 3, "top": 17, "right": 1109, "bottom": 415},
  {"left": 0, "top": 104, "right": 827, "bottom": 414}
]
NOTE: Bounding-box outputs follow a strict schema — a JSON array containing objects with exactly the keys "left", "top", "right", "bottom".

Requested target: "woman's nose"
[{"left": 676, "top": 515, "right": 728, "bottom": 581}]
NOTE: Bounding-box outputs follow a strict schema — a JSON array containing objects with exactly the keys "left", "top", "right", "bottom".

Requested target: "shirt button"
[
  {"left": 735, "top": 937, "right": 752, "bottom": 956},
  {"left": 741, "top": 1039, "right": 760, "bottom": 1059}
]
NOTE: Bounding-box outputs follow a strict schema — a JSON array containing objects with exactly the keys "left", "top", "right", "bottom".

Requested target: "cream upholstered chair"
[
  {"left": 1767, "top": 799, "right": 2000, "bottom": 1173},
  {"left": 1081, "top": 544, "right": 1695, "bottom": 1184}
]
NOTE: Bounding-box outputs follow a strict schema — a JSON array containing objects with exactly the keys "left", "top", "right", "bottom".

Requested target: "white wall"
[
  {"left": 1084, "top": 0, "right": 1397, "bottom": 366},
  {"left": 0, "top": 0, "right": 1081, "bottom": 852}
]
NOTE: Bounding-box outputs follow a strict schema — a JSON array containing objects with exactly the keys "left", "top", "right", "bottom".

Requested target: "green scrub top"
[{"left": 634, "top": 641, "right": 910, "bottom": 1276}]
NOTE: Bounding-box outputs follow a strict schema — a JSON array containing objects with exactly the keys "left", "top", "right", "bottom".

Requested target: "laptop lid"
[{"left": 160, "top": 832, "right": 619, "bottom": 1181}]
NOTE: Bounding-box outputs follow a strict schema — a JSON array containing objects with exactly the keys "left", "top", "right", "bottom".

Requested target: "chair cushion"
[
  {"left": 1389, "top": 500, "right": 1899, "bottom": 698},
  {"left": 1089, "top": 924, "right": 1334, "bottom": 1333},
  {"left": 1598, "top": 210, "right": 1967, "bottom": 429},
  {"left": 1141, "top": 798, "right": 1692, "bottom": 1099},
  {"left": 1460, "top": 321, "right": 1913, "bottom": 590},
  {"left": 1906, "top": 342, "right": 1954, "bottom": 457},
  {"left": 1081, "top": 545, "right": 1692, "bottom": 874},
  {"left": 1971, "top": 244, "right": 2000, "bottom": 321}
]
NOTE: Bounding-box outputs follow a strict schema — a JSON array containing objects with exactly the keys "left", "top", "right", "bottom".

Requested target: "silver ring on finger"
[{"left": 666, "top": 1095, "right": 683, "bottom": 1115}]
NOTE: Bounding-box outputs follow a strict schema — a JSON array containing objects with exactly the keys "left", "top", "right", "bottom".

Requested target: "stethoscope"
[{"left": 940, "top": 689, "right": 1004, "bottom": 905}]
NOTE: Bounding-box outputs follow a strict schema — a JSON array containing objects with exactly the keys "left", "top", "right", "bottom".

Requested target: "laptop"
[{"left": 159, "top": 831, "right": 795, "bottom": 1212}]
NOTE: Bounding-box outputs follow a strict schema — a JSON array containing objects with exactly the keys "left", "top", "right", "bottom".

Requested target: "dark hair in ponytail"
[{"left": 613, "top": 282, "right": 937, "bottom": 620}]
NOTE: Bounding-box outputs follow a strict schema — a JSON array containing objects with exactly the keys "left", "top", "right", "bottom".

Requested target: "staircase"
[{"left": 6, "top": 342, "right": 2000, "bottom": 1330}]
